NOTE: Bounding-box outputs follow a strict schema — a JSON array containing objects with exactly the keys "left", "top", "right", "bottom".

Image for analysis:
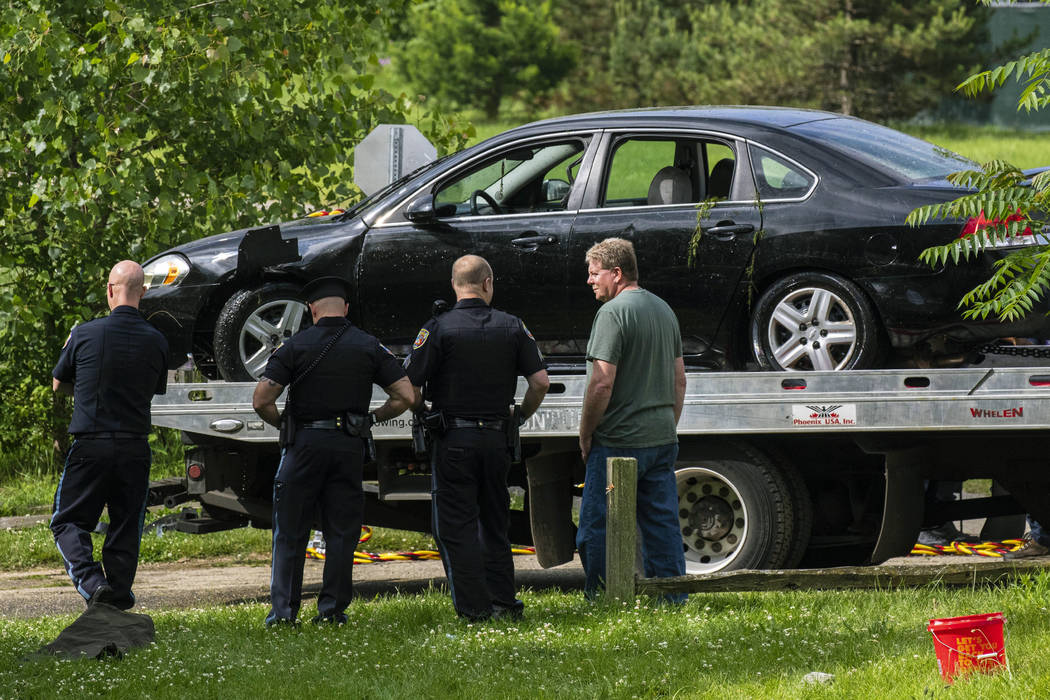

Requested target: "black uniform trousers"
[
  {"left": 267, "top": 428, "right": 365, "bottom": 623},
  {"left": 50, "top": 437, "right": 151, "bottom": 609},
  {"left": 431, "top": 427, "right": 521, "bottom": 620}
]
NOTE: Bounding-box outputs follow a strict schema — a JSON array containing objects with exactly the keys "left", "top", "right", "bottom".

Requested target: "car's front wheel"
[
  {"left": 750, "top": 272, "right": 883, "bottom": 371},
  {"left": 213, "top": 283, "right": 310, "bottom": 381}
]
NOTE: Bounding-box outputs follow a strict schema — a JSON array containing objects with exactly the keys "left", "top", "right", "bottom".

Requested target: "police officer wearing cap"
[
  {"left": 50, "top": 260, "right": 169, "bottom": 610},
  {"left": 253, "top": 276, "right": 414, "bottom": 627},
  {"left": 405, "top": 255, "right": 549, "bottom": 621}
]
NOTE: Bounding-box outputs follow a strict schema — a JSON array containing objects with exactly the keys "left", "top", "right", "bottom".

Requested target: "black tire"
[
  {"left": 750, "top": 271, "right": 883, "bottom": 371},
  {"left": 771, "top": 454, "right": 813, "bottom": 568},
  {"left": 213, "top": 283, "right": 310, "bottom": 381},
  {"left": 674, "top": 441, "right": 796, "bottom": 574}
]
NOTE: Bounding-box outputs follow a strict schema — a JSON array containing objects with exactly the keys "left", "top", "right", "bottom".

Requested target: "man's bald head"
[
  {"left": 107, "top": 260, "right": 146, "bottom": 310},
  {"left": 451, "top": 255, "right": 494, "bottom": 304}
]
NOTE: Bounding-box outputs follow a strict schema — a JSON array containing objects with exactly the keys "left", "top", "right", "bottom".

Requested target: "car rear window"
[{"left": 788, "top": 117, "right": 975, "bottom": 182}]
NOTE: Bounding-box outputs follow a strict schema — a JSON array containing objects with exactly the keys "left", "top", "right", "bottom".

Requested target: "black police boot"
[
  {"left": 310, "top": 613, "right": 348, "bottom": 626},
  {"left": 88, "top": 583, "right": 116, "bottom": 607},
  {"left": 491, "top": 601, "right": 524, "bottom": 621}
]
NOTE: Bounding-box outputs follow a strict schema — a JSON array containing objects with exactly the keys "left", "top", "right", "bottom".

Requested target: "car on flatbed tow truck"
[{"left": 138, "top": 107, "right": 1050, "bottom": 382}]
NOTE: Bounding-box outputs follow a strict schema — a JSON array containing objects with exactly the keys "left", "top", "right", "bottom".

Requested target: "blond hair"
[{"left": 585, "top": 238, "right": 638, "bottom": 282}]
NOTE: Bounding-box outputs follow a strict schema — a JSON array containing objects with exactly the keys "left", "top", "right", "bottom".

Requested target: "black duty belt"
[
  {"left": 446, "top": 417, "right": 507, "bottom": 432},
  {"left": 300, "top": 418, "right": 345, "bottom": 430},
  {"left": 75, "top": 432, "right": 147, "bottom": 440}
]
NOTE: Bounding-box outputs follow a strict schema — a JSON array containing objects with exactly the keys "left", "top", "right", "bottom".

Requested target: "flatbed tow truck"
[{"left": 148, "top": 366, "right": 1050, "bottom": 574}]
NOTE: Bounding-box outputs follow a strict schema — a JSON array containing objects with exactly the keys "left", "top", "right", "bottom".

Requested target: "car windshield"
[
  {"left": 788, "top": 117, "right": 976, "bottom": 182},
  {"left": 335, "top": 153, "right": 454, "bottom": 221}
]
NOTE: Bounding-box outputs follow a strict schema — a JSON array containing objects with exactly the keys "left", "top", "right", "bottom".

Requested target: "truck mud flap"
[
  {"left": 870, "top": 448, "right": 925, "bottom": 564},
  {"left": 526, "top": 454, "right": 577, "bottom": 568}
]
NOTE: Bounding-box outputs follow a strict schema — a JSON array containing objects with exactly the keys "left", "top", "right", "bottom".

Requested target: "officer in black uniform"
[
  {"left": 405, "top": 255, "right": 549, "bottom": 621},
  {"left": 253, "top": 276, "right": 414, "bottom": 627},
  {"left": 50, "top": 260, "right": 169, "bottom": 610}
]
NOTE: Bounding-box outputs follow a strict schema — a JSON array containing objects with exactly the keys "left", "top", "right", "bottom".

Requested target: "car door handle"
[
  {"left": 511, "top": 235, "right": 559, "bottom": 249},
  {"left": 705, "top": 223, "right": 755, "bottom": 241}
]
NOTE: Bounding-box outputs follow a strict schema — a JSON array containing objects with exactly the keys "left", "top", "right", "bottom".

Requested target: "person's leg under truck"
[
  {"left": 268, "top": 435, "right": 325, "bottom": 623},
  {"left": 50, "top": 439, "right": 110, "bottom": 601},
  {"left": 316, "top": 432, "right": 365, "bottom": 617},
  {"left": 635, "top": 443, "right": 687, "bottom": 603},
  {"left": 99, "top": 437, "right": 151, "bottom": 609},
  {"left": 1028, "top": 516, "right": 1050, "bottom": 547},
  {"left": 575, "top": 444, "right": 616, "bottom": 598},
  {"left": 432, "top": 429, "right": 489, "bottom": 618},
  {"left": 475, "top": 431, "right": 518, "bottom": 612}
]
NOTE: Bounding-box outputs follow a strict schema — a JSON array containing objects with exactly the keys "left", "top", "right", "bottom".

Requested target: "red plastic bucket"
[{"left": 927, "top": 612, "right": 1007, "bottom": 683}]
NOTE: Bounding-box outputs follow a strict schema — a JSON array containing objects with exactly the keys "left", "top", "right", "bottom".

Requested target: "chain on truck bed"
[{"left": 981, "top": 343, "right": 1050, "bottom": 358}]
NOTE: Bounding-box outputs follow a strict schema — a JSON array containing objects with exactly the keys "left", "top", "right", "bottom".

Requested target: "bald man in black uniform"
[
  {"left": 51, "top": 260, "right": 169, "bottom": 610},
  {"left": 405, "top": 255, "right": 549, "bottom": 621},
  {"left": 253, "top": 276, "right": 414, "bottom": 627}
]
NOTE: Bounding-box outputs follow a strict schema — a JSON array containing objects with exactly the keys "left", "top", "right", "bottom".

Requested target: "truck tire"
[
  {"left": 675, "top": 443, "right": 795, "bottom": 573},
  {"left": 776, "top": 459, "right": 813, "bottom": 568},
  {"left": 750, "top": 271, "right": 883, "bottom": 371},
  {"left": 214, "top": 283, "right": 309, "bottom": 381}
]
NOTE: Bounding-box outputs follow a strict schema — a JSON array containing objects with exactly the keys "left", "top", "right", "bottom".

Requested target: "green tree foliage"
[
  {"left": 563, "top": 0, "right": 988, "bottom": 122},
  {"left": 909, "top": 0, "right": 1050, "bottom": 324},
  {"left": 396, "top": 0, "right": 576, "bottom": 119},
  {"left": 0, "top": 1, "right": 468, "bottom": 459}
]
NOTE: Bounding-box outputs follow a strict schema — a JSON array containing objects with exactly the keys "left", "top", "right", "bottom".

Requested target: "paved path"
[{"left": 4, "top": 550, "right": 1046, "bottom": 620}]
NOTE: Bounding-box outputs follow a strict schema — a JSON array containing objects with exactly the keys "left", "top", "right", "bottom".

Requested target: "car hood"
[{"left": 155, "top": 213, "right": 366, "bottom": 284}]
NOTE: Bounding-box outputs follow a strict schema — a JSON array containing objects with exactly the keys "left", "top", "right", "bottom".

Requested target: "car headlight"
[{"left": 143, "top": 254, "right": 191, "bottom": 290}]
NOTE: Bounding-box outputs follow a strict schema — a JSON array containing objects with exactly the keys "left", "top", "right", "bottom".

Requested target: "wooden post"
[{"left": 605, "top": 456, "right": 637, "bottom": 603}]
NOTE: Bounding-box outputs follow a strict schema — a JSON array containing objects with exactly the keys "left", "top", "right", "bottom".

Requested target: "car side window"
[
  {"left": 434, "top": 140, "right": 587, "bottom": 217},
  {"left": 602, "top": 137, "right": 736, "bottom": 207},
  {"left": 749, "top": 144, "right": 815, "bottom": 200}
]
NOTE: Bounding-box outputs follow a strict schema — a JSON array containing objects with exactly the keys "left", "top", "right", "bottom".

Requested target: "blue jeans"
[
  {"left": 1028, "top": 516, "right": 1050, "bottom": 546},
  {"left": 576, "top": 442, "right": 686, "bottom": 603}
]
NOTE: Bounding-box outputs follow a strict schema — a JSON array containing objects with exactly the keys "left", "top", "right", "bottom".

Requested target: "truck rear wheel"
[{"left": 674, "top": 443, "right": 800, "bottom": 574}]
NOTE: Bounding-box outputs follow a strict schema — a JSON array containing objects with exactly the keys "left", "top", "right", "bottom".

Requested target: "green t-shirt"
[{"left": 585, "top": 288, "right": 683, "bottom": 448}]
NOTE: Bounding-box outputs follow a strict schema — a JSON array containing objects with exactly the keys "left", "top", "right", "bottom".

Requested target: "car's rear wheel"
[
  {"left": 213, "top": 283, "right": 310, "bottom": 381},
  {"left": 750, "top": 271, "right": 883, "bottom": 371}
]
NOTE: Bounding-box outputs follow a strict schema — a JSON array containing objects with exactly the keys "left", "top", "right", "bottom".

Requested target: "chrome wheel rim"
[
  {"left": 239, "top": 299, "right": 308, "bottom": 378},
  {"left": 766, "top": 286, "right": 857, "bottom": 371}
]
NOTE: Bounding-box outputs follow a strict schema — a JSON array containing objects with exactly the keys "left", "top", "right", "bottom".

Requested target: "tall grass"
[{"left": 4, "top": 574, "right": 1050, "bottom": 698}]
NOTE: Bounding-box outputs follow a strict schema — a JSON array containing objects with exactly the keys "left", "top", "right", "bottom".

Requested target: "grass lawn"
[{"left": 3, "top": 575, "right": 1050, "bottom": 698}]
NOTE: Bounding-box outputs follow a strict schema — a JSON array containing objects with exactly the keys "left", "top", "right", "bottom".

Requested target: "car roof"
[{"left": 492, "top": 106, "right": 844, "bottom": 139}]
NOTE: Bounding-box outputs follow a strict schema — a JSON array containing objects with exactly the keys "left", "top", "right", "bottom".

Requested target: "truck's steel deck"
[{"left": 151, "top": 366, "right": 1050, "bottom": 441}]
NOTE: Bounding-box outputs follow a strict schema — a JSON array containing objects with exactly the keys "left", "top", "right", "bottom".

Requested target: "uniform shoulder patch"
[
  {"left": 521, "top": 321, "right": 535, "bottom": 340},
  {"left": 413, "top": 328, "right": 430, "bottom": 349}
]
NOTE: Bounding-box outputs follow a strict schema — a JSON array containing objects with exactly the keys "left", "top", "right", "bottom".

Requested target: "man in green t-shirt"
[{"left": 577, "top": 237, "right": 687, "bottom": 601}]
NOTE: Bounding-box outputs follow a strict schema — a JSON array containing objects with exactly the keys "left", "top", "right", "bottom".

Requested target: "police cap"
[{"left": 302, "top": 276, "right": 352, "bottom": 304}]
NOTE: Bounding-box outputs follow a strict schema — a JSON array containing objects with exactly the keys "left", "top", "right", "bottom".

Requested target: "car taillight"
[
  {"left": 187, "top": 464, "right": 204, "bottom": 480},
  {"left": 959, "top": 211, "right": 1033, "bottom": 238}
]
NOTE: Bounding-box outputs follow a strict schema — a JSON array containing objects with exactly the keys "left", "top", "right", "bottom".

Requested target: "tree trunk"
[
  {"left": 839, "top": 0, "right": 853, "bottom": 116},
  {"left": 484, "top": 89, "right": 502, "bottom": 121}
]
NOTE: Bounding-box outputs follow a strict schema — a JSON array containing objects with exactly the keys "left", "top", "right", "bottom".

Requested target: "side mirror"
[
  {"left": 404, "top": 194, "right": 438, "bottom": 223},
  {"left": 542, "top": 178, "right": 571, "bottom": 202}
]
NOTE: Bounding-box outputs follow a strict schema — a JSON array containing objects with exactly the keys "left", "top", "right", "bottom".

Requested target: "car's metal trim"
[
  {"left": 371, "top": 209, "right": 581, "bottom": 228},
  {"left": 370, "top": 130, "right": 600, "bottom": 228}
]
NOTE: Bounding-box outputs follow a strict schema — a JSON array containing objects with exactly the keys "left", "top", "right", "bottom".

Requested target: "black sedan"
[{"left": 140, "top": 106, "right": 1050, "bottom": 380}]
